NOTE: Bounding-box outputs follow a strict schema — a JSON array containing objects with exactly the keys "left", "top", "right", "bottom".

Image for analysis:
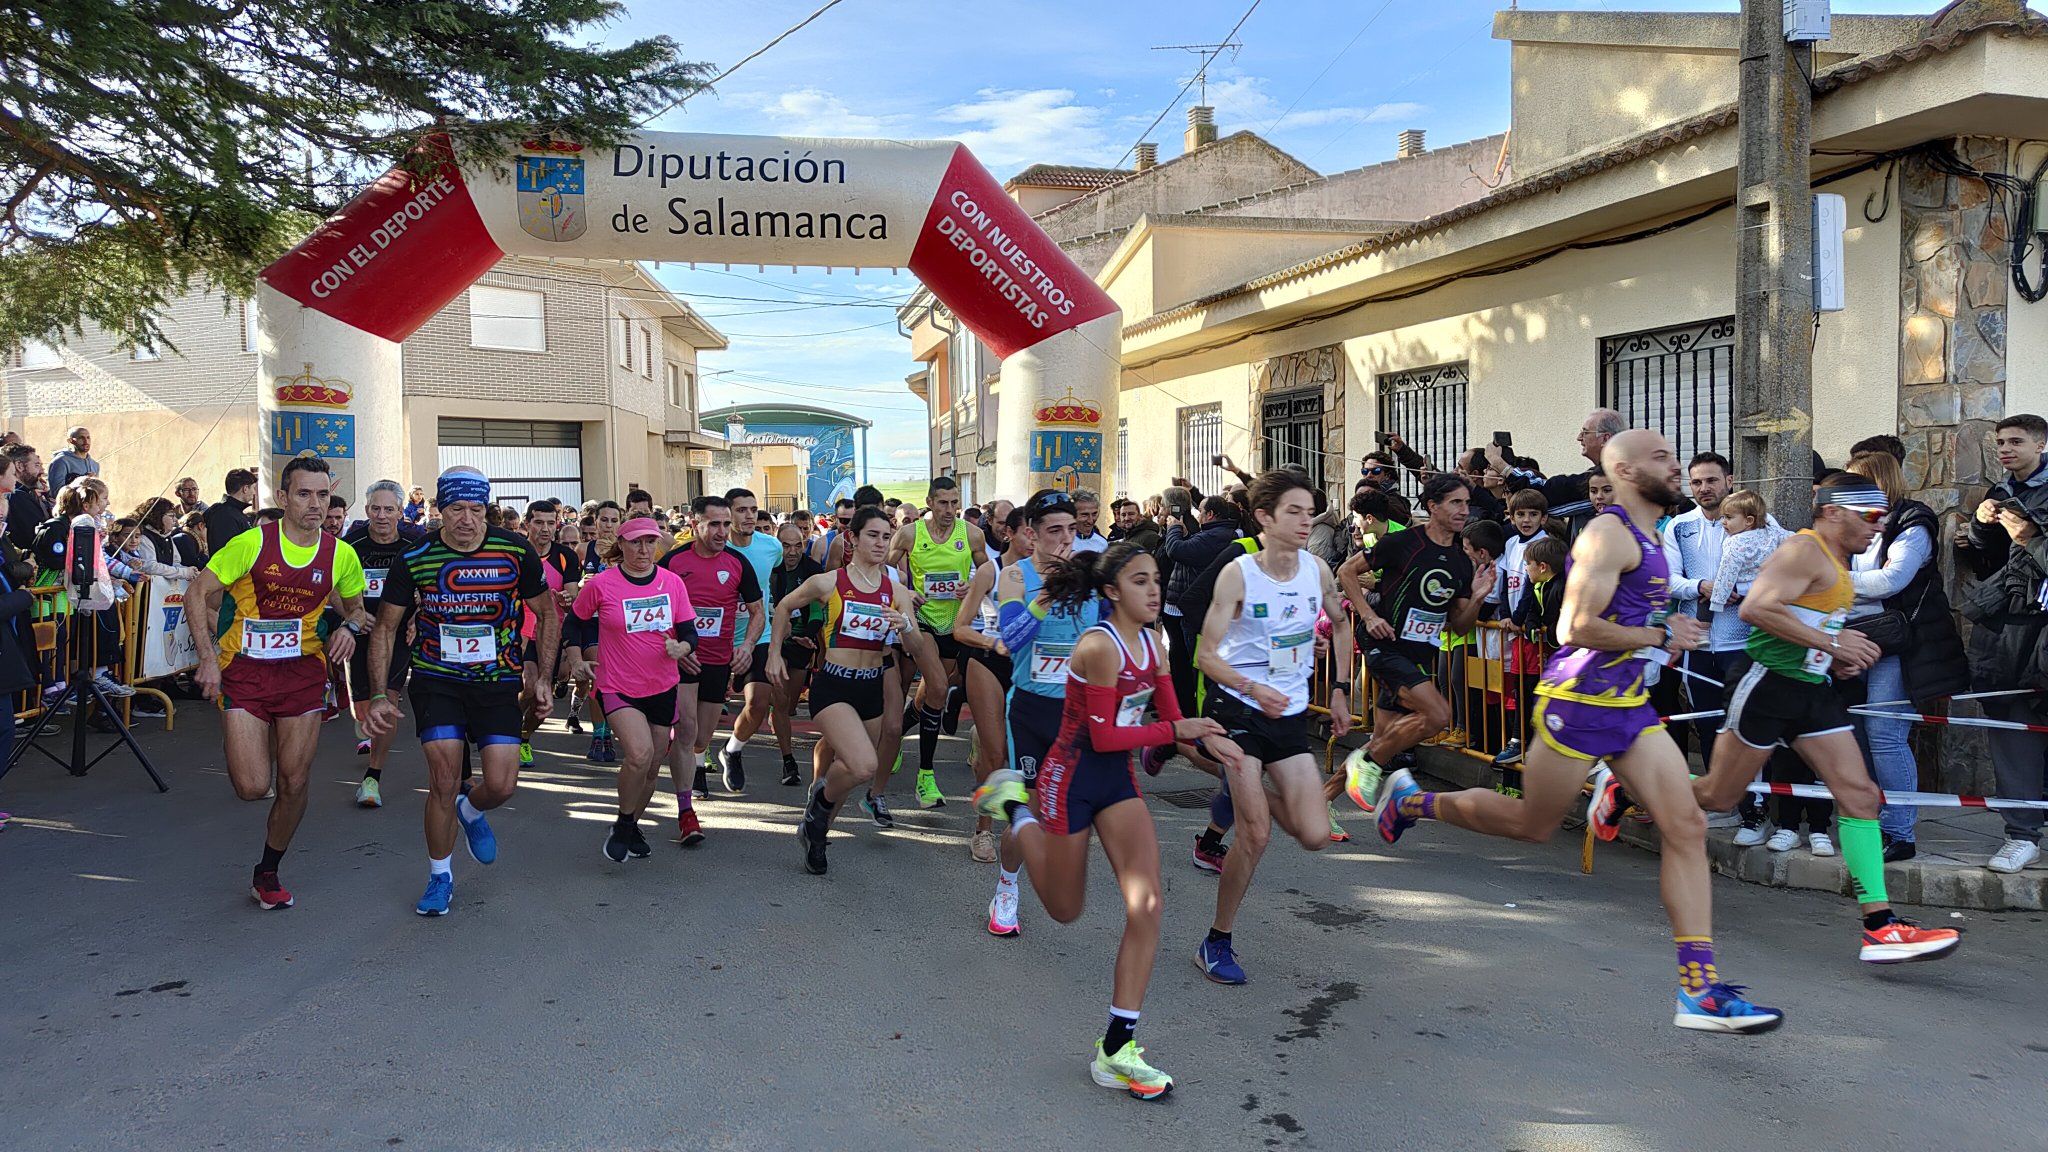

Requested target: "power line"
[
  {"left": 1115, "top": 0, "right": 1266, "bottom": 168},
  {"left": 1258, "top": 0, "right": 1400, "bottom": 136},
  {"left": 1305, "top": 13, "right": 1493, "bottom": 166},
  {"left": 638, "top": 0, "right": 852, "bottom": 126}
]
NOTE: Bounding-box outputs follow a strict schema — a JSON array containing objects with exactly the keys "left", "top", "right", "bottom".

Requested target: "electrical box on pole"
[
  {"left": 1784, "top": 0, "right": 1830, "bottom": 42},
  {"left": 1813, "top": 193, "right": 1847, "bottom": 313}
]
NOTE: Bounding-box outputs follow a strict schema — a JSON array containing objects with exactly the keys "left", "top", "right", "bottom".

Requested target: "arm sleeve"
[
  {"left": 1078, "top": 681, "right": 1175, "bottom": 752},
  {"left": 1852, "top": 526, "right": 1932, "bottom": 601},
  {"left": 997, "top": 598, "right": 1046, "bottom": 652}
]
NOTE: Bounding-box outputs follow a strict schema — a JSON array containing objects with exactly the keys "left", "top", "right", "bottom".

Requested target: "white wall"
[{"left": 1117, "top": 167, "right": 1901, "bottom": 500}]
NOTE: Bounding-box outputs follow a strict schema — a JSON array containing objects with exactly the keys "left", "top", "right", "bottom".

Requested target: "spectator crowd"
[{"left": 1, "top": 409, "right": 2045, "bottom": 877}]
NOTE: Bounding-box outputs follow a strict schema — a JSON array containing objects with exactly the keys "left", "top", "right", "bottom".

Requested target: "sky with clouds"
[{"left": 612, "top": 0, "right": 1953, "bottom": 479}]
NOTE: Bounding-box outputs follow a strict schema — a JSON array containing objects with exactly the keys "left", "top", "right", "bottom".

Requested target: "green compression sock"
[{"left": 1837, "top": 816, "right": 1888, "bottom": 904}]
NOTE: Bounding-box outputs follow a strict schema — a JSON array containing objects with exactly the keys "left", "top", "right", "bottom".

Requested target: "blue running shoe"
[
  {"left": 1674, "top": 982, "right": 1784, "bottom": 1034},
  {"left": 1376, "top": 768, "right": 1423, "bottom": 844},
  {"left": 1195, "top": 936, "right": 1247, "bottom": 985},
  {"left": 458, "top": 803, "right": 497, "bottom": 865},
  {"left": 415, "top": 873, "right": 453, "bottom": 917}
]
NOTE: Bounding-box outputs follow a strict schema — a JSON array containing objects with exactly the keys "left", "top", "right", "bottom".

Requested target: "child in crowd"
[
  {"left": 1491, "top": 489, "right": 1551, "bottom": 771},
  {"left": 1497, "top": 533, "right": 1570, "bottom": 786},
  {"left": 1515, "top": 535, "right": 1568, "bottom": 649},
  {"left": 1453, "top": 519, "right": 1508, "bottom": 753}
]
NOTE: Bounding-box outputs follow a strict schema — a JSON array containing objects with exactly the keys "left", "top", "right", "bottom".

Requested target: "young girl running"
[
  {"left": 564, "top": 518, "right": 698, "bottom": 860},
  {"left": 974, "top": 541, "right": 1235, "bottom": 1101},
  {"left": 768, "top": 507, "right": 918, "bottom": 875}
]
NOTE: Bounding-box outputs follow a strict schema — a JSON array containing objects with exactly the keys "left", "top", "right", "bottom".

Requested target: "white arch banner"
[{"left": 257, "top": 133, "right": 1121, "bottom": 501}]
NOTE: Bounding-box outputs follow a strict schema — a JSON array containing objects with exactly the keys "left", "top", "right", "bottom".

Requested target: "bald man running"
[{"left": 1370, "top": 429, "right": 1783, "bottom": 1034}]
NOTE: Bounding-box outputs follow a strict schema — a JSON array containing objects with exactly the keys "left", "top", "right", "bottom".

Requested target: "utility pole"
[{"left": 1733, "top": 0, "right": 1816, "bottom": 528}]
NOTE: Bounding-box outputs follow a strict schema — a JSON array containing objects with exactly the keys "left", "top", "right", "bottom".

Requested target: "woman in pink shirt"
[{"left": 568, "top": 517, "right": 697, "bottom": 863}]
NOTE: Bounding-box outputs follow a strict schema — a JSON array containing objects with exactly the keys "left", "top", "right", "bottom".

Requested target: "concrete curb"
[{"left": 1398, "top": 742, "right": 2048, "bottom": 912}]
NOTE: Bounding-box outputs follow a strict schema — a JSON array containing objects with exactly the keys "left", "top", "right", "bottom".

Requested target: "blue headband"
[{"left": 438, "top": 472, "right": 490, "bottom": 508}]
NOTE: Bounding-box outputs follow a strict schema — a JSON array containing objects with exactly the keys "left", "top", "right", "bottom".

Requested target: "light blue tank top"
[{"left": 1011, "top": 556, "right": 1098, "bottom": 700}]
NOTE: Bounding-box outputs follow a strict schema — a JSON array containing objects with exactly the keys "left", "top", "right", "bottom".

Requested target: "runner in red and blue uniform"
[
  {"left": 566, "top": 516, "right": 697, "bottom": 861},
  {"left": 974, "top": 540, "right": 1233, "bottom": 1101}
]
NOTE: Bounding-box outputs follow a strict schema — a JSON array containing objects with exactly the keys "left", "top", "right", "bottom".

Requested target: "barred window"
[
  {"left": 1601, "top": 318, "right": 1735, "bottom": 469},
  {"left": 1261, "top": 387, "right": 1324, "bottom": 492},
  {"left": 1376, "top": 362, "right": 1469, "bottom": 499},
  {"left": 1177, "top": 404, "right": 1224, "bottom": 495}
]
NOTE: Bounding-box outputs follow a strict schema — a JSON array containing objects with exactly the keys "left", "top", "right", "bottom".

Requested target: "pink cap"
[{"left": 619, "top": 517, "right": 664, "bottom": 540}]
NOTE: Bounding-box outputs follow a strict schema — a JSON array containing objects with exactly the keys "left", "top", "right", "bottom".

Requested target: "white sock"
[
  {"left": 725, "top": 735, "right": 746, "bottom": 755},
  {"left": 456, "top": 795, "right": 481, "bottom": 822},
  {"left": 429, "top": 855, "right": 452, "bottom": 877},
  {"left": 998, "top": 867, "right": 1019, "bottom": 888},
  {"left": 1009, "top": 806, "right": 1038, "bottom": 832},
  {"left": 1108, "top": 1005, "right": 1140, "bottom": 1021}
]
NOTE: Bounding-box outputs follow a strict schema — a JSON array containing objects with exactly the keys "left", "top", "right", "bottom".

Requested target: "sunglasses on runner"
[{"left": 1844, "top": 507, "right": 1886, "bottom": 524}]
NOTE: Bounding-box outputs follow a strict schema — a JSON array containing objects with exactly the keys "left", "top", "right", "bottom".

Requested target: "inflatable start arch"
[{"left": 256, "top": 133, "right": 1121, "bottom": 502}]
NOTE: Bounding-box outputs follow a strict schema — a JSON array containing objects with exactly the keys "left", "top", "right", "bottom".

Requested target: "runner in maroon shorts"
[{"left": 189, "top": 455, "right": 370, "bottom": 910}]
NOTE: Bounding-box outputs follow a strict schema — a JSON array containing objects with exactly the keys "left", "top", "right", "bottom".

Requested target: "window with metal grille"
[
  {"left": 1376, "top": 362, "right": 1469, "bottom": 499},
  {"left": 1261, "top": 387, "right": 1324, "bottom": 491},
  {"left": 1600, "top": 317, "right": 1735, "bottom": 468},
  {"left": 1115, "top": 418, "right": 1129, "bottom": 500},
  {"left": 1177, "top": 404, "right": 1224, "bottom": 495}
]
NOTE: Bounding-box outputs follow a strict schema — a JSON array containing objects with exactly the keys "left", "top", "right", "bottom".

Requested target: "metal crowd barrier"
[{"left": 12, "top": 580, "right": 181, "bottom": 729}]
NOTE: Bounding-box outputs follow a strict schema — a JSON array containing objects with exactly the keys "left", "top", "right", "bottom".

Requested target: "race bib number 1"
[
  {"left": 624, "top": 594, "right": 672, "bottom": 635},
  {"left": 1032, "top": 641, "right": 1074, "bottom": 685},
  {"left": 241, "top": 618, "right": 303, "bottom": 660},
  {"left": 1269, "top": 630, "right": 1313, "bottom": 677},
  {"left": 441, "top": 623, "right": 497, "bottom": 665}
]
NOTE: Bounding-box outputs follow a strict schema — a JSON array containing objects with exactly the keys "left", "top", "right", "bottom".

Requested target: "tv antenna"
[{"left": 1152, "top": 40, "right": 1241, "bottom": 106}]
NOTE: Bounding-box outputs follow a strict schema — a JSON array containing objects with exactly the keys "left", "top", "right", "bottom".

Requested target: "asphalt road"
[{"left": 3, "top": 709, "right": 2043, "bottom": 1152}]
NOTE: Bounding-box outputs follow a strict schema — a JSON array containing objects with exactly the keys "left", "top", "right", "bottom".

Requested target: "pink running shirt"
[{"left": 571, "top": 566, "right": 694, "bottom": 698}]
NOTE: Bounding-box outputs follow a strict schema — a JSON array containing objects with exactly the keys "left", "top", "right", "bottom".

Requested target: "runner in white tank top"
[{"left": 1192, "top": 470, "right": 1355, "bottom": 987}]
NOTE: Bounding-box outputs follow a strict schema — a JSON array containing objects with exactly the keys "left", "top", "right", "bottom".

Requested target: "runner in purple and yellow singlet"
[{"left": 1368, "top": 430, "right": 1784, "bottom": 1034}]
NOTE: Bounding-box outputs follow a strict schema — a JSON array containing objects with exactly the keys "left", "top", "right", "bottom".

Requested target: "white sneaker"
[
  {"left": 1733, "top": 822, "right": 1771, "bottom": 848},
  {"left": 1765, "top": 828, "right": 1800, "bottom": 852},
  {"left": 1987, "top": 839, "right": 2042, "bottom": 874},
  {"left": 987, "top": 885, "right": 1021, "bottom": 937},
  {"left": 1809, "top": 832, "right": 1836, "bottom": 857}
]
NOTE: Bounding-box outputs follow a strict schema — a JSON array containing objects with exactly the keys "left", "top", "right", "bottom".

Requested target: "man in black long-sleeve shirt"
[
  {"left": 1484, "top": 407, "right": 1624, "bottom": 529},
  {"left": 2, "top": 444, "right": 49, "bottom": 551},
  {"left": 204, "top": 468, "right": 260, "bottom": 552}
]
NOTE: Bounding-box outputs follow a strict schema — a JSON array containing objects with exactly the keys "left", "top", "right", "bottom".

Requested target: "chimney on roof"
[
  {"left": 1185, "top": 105, "right": 1217, "bottom": 153},
  {"left": 1135, "top": 142, "right": 1158, "bottom": 171},
  {"left": 1397, "top": 129, "right": 1427, "bottom": 159}
]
